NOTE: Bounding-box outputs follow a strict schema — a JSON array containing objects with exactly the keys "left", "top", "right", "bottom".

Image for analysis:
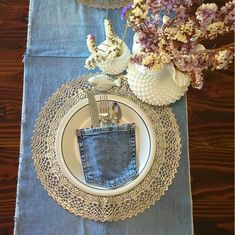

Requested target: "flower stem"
[
  {"left": 120, "top": 21, "right": 129, "bottom": 48},
  {"left": 97, "top": 48, "right": 106, "bottom": 53},
  {"left": 193, "top": 42, "right": 234, "bottom": 54},
  {"left": 101, "top": 43, "right": 111, "bottom": 47}
]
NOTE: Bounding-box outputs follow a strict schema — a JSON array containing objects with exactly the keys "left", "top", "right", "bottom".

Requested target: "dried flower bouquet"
[{"left": 122, "top": 0, "right": 234, "bottom": 89}]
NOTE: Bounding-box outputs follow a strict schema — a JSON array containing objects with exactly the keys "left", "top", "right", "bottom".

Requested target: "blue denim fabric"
[
  {"left": 15, "top": 56, "right": 193, "bottom": 235},
  {"left": 26, "top": 0, "right": 134, "bottom": 57},
  {"left": 77, "top": 124, "right": 138, "bottom": 188},
  {"left": 14, "top": 0, "right": 194, "bottom": 234}
]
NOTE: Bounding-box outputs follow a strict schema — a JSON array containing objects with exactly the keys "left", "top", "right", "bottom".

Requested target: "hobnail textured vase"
[
  {"left": 126, "top": 63, "right": 190, "bottom": 106},
  {"left": 127, "top": 33, "right": 190, "bottom": 106}
]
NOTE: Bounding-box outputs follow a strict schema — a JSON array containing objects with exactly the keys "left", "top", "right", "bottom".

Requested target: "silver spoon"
[{"left": 110, "top": 102, "right": 122, "bottom": 124}]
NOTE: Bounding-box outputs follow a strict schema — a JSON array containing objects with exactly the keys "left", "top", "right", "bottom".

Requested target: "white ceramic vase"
[
  {"left": 97, "top": 38, "right": 130, "bottom": 75},
  {"left": 126, "top": 33, "right": 191, "bottom": 106},
  {"left": 126, "top": 62, "right": 190, "bottom": 106}
]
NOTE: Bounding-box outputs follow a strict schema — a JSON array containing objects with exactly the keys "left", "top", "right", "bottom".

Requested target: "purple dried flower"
[
  {"left": 87, "top": 34, "right": 96, "bottom": 40},
  {"left": 121, "top": 4, "right": 132, "bottom": 20},
  {"left": 126, "top": 0, "right": 234, "bottom": 89},
  {"left": 218, "top": 1, "right": 235, "bottom": 30},
  {"left": 196, "top": 3, "right": 218, "bottom": 28},
  {"left": 191, "top": 70, "right": 204, "bottom": 89}
]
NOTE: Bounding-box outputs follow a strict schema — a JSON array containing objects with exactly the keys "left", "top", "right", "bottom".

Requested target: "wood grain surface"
[{"left": 0, "top": 1, "right": 234, "bottom": 235}]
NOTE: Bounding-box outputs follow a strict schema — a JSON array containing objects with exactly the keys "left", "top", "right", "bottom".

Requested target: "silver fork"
[{"left": 99, "top": 94, "right": 110, "bottom": 126}]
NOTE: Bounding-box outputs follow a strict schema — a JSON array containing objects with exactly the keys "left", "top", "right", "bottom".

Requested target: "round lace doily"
[
  {"left": 32, "top": 75, "right": 181, "bottom": 221},
  {"left": 79, "top": 0, "right": 132, "bottom": 9}
]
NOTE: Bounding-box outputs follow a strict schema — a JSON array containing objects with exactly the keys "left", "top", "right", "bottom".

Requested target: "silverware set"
[
  {"left": 99, "top": 94, "right": 110, "bottom": 126},
  {"left": 86, "top": 90, "right": 122, "bottom": 127},
  {"left": 86, "top": 90, "right": 100, "bottom": 127},
  {"left": 110, "top": 101, "right": 122, "bottom": 124}
]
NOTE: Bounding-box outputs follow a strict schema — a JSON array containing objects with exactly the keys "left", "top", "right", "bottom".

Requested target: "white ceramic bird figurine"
[{"left": 88, "top": 74, "right": 121, "bottom": 91}]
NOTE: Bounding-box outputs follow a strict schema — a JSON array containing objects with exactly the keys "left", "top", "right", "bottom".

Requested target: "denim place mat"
[{"left": 14, "top": 0, "right": 194, "bottom": 234}]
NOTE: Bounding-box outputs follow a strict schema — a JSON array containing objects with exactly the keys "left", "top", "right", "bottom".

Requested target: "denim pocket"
[{"left": 76, "top": 123, "right": 138, "bottom": 188}]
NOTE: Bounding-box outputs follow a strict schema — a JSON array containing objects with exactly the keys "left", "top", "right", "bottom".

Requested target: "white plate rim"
[{"left": 56, "top": 94, "right": 156, "bottom": 196}]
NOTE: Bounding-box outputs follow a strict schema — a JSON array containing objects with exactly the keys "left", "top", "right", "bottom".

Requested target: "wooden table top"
[{"left": 0, "top": 1, "right": 233, "bottom": 235}]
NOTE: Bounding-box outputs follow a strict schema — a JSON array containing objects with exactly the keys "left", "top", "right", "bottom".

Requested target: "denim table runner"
[{"left": 14, "top": 1, "right": 193, "bottom": 234}]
